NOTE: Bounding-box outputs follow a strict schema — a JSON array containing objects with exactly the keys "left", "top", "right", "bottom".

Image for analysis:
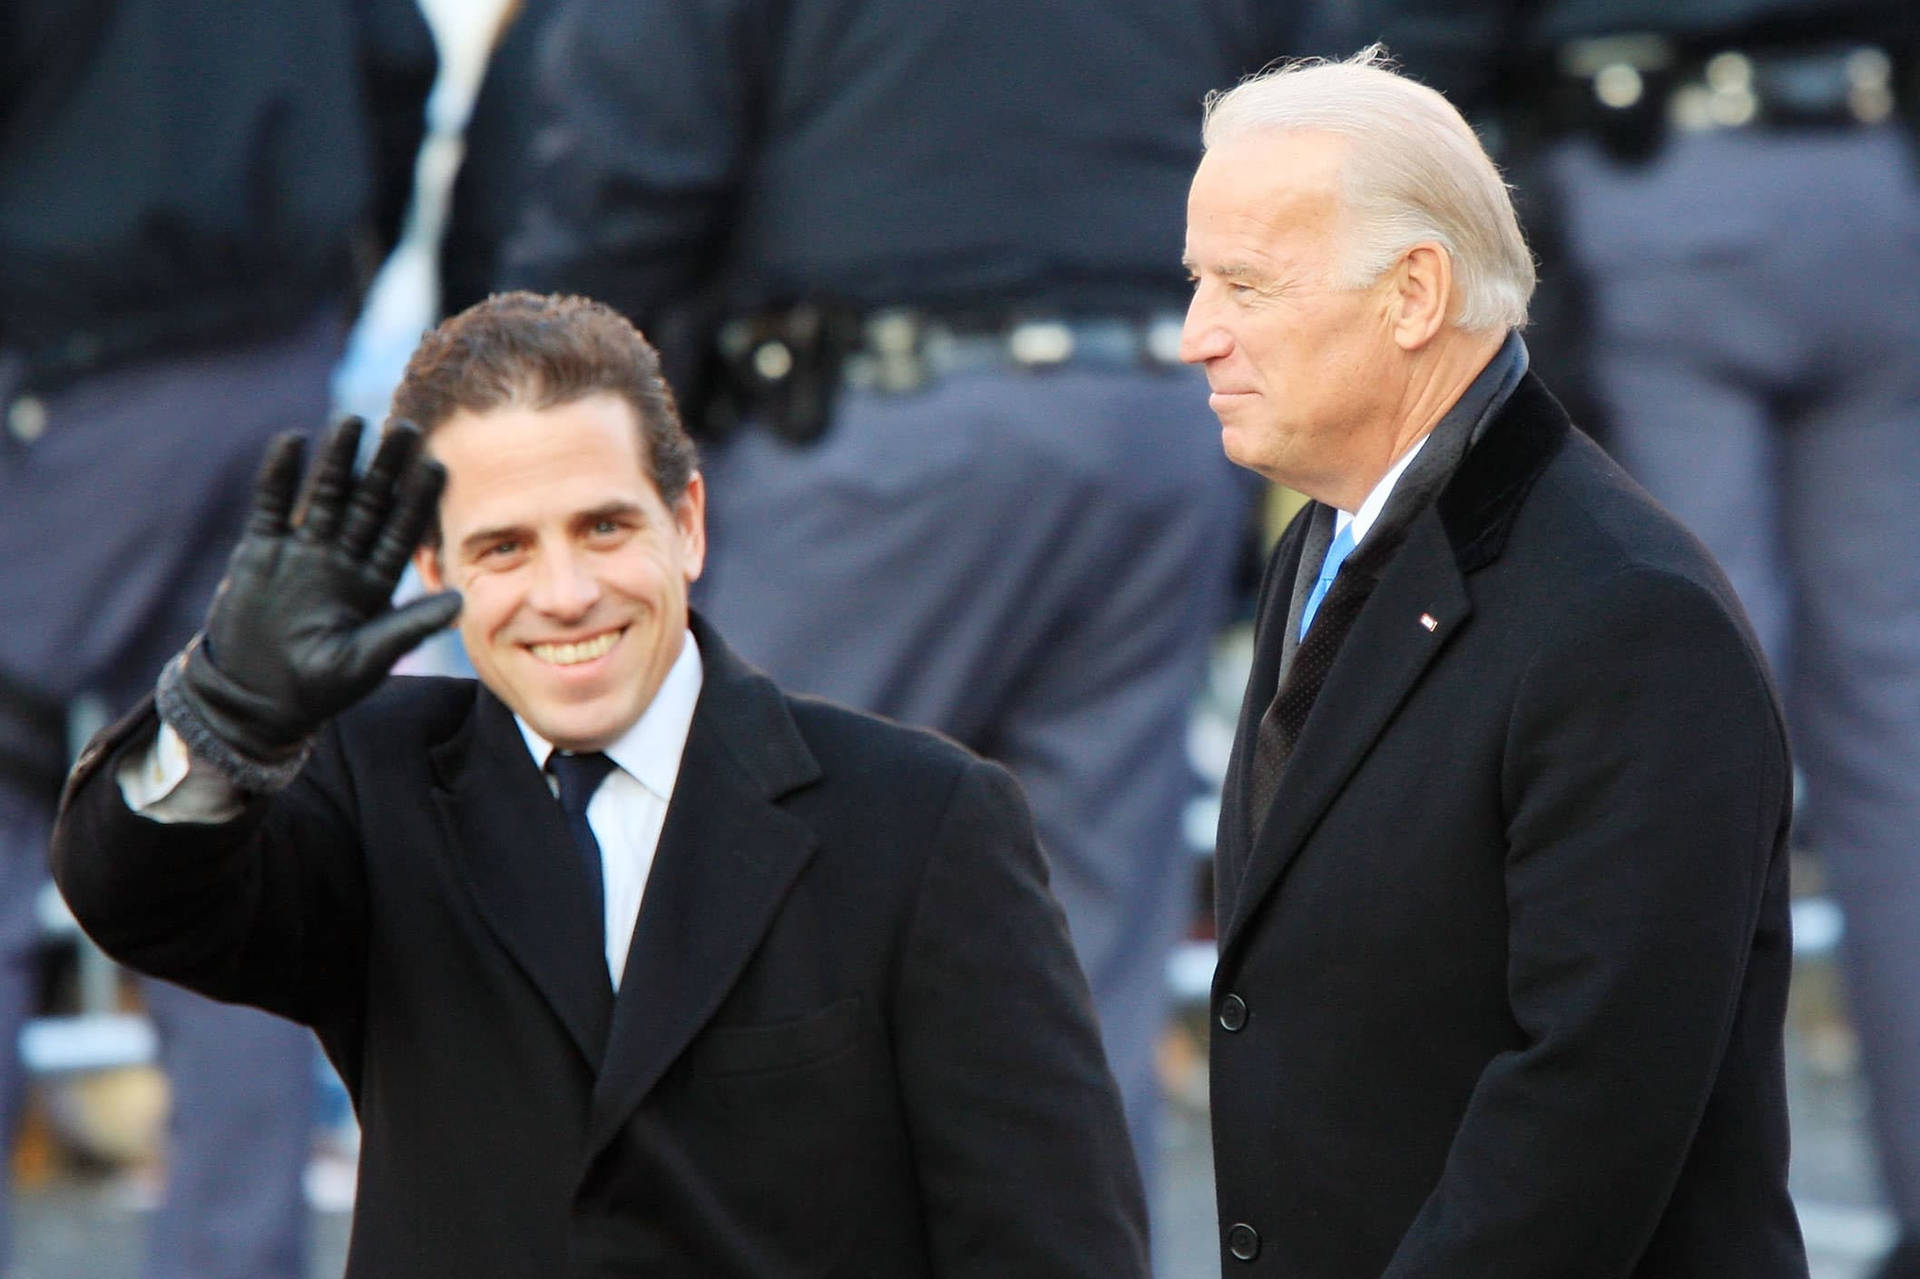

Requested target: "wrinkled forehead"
[
  {"left": 1193, "top": 128, "right": 1349, "bottom": 216},
  {"left": 422, "top": 396, "right": 668, "bottom": 528},
  {"left": 1186, "top": 131, "right": 1350, "bottom": 269}
]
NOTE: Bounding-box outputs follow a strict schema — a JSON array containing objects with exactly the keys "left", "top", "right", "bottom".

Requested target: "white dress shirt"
[
  {"left": 516, "top": 633, "right": 702, "bottom": 987},
  {"left": 120, "top": 630, "right": 705, "bottom": 990},
  {"left": 1337, "top": 433, "right": 1429, "bottom": 545}
]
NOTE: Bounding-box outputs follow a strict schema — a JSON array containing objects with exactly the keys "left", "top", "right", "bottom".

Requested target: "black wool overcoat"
[
  {"left": 1211, "top": 372, "right": 1808, "bottom": 1277},
  {"left": 53, "top": 618, "right": 1148, "bottom": 1279}
]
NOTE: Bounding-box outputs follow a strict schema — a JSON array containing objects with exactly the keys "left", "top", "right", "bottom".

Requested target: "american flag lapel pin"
[{"left": 1419, "top": 612, "right": 1438, "bottom": 632}]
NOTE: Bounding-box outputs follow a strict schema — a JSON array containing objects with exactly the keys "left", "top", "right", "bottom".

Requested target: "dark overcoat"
[
  {"left": 1211, "top": 372, "right": 1808, "bottom": 1277},
  {"left": 52, "top": 619, "right": 1147, "bottom": 1278}
]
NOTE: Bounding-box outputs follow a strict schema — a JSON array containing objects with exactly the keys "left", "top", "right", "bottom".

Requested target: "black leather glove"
[{"left": 156, "top": 418, "right": 462, "bottom": 791}]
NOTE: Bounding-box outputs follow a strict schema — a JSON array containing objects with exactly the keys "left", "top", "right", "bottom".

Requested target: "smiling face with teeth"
[{"left": 413, "top": 392, "right": 706, "bottom": 752}]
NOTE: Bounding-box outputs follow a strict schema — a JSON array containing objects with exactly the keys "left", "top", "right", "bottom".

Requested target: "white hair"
[{"left": 1202, "top": 46, "right": 1535, "bottom": 333}]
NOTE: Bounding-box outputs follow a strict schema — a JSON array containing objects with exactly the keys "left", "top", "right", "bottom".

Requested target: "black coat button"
[
  {"left": 1227, "top": 1222, "right": 1261, "bottom": 1261},
  {"left": 1218, "top": 993, "right": 1248, "bottom": 1032}
]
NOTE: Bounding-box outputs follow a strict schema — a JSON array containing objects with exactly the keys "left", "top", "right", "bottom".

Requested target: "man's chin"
[
  {"left": 540, "top": 724, "right": 622, "bottom": 755},
  {"left": 516, "top": 694, "right": 630, "bottom": 755},
  {"left": 1217, "top": 425, "right": 1266, "bottom": 471}
]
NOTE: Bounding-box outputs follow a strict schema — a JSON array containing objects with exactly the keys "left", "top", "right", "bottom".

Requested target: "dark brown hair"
[{"left": 390, "top": 292, "right": 699, "bottom": 509}]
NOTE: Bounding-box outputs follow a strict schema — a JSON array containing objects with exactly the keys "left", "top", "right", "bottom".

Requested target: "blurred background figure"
[
  {"left": 0, "top": 1, "right": 435, "bottom": 1276},
  {"left": 437, "top": 0, "right": 561, "bottom": 322},
  {"left": 1351, "top": 3, "right": 1920, "bottom": 1275},
  {"left": 497, "top": 0, "right": 1300, "bottom": 1238}
]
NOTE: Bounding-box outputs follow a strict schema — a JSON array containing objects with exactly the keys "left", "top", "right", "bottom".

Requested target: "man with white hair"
[{"left": 1185, "top": 49, "right": 1808, "bottom": 1276}]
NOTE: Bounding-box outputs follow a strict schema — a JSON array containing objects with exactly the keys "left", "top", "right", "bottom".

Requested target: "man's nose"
[
  {"left": 1179, "top": 293, "right": 1229, "bottom": 365},
  {"left": 528, "top": 547, "right": 601, "bottom": 619}
]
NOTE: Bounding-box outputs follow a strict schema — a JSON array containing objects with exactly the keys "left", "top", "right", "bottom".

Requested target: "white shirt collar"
[
  {"left": 1338, "top": 433, "right": 1430, "bottom": 546},
  {"left": 513, "top": 629, "right": 705, "bottom": 799}
]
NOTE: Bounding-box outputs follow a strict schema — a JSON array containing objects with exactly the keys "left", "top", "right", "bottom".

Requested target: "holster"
[
  {"left": 709, "top": 303, "right": 864, "bottom": 446},
  {"left": 1545, "top": 34, "right": 1680, "bottom": 166}
]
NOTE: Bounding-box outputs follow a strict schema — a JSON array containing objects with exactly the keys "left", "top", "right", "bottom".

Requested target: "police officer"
[
  {"left": 1362, "top": 3, "right": 1920, "bottom": 1274},
  {"left": 499, "top": 0, "right": 1300, "bottom": 1222},
  {"left": 0, "top": 1, "right": 434, "bottom": 1274},
  {"left": 437, "top": 0, "right": 561, "bottom": 318}
]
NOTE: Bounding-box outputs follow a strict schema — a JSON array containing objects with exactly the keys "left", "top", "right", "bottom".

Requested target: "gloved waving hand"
[{"left": 156, "top": 418, "right": 463, "bottom": 791}]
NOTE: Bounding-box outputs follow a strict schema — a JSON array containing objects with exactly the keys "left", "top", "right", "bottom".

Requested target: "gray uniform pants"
[
  {"left": 1551, "top": 124, "right": 1920, "bottom": 1234},
  {"left": 698, "top": 362, "right": 1253, "bottom": 1204},
  {"left": 0, "top": 310, "right": 338, "bottom": 1277}
]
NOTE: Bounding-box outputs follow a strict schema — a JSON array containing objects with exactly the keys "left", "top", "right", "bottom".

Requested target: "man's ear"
[
  {"left": 675, "top": 471, "right": 708, "bottom": 583},
  {"left": 413, "top": 544, "right": 446, "bottom": 593},
  {"left": 1390, "top": 242, "right": 1453, "bottom": 352}
]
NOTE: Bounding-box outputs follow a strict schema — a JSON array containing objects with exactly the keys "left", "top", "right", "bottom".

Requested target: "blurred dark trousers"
[
  {"left": 1550, "top": 123, "right": 1920, "bottom": 1236},
  {"left": 0, "top": 306, "right": 342, "bottom": 1277},
  {"left": 697, "top": 361, "right": 1255, "bottom": 1213}
]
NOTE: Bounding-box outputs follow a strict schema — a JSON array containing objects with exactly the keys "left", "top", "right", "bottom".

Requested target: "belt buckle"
[
  {"left": 1007, "top": 319, "right": 1075, "bottom": 368},
  {"left": 1841, "top": 46, "right": 1898, "bottom": 124},
  {"left": 861, "top": 308, "right": 926, "bottom": 393},
  {"left": 1670, "top": 52, "right": 1761, "bottom": 132},
  {"left": 1145, "top": 315, "right": 1185, "bottom": 367}
]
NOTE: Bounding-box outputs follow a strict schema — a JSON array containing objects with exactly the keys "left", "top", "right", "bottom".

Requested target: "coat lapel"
[
  {"left": 1214, "top": 512, "right": 1312, "bottom": 924},
  {"left": 429, "top": 690, "right": 614, "bottom": 1068},
  {"left": 1218, "top": 371, "right": 1571, "bottom": 965},
  {"left": 586, "top": 623, "right": 821, "bottom": 1158},
  {"left": 1220, "top": 513, "right": 1469, "bottom": 959}
]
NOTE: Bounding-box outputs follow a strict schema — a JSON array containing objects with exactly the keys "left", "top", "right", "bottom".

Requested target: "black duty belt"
[
  {"left": 1551, "top": 36, "right": 1908, "bottom": 162},
  {"left": 708, "top": 306, "right": 1189, "bottom": 445}
]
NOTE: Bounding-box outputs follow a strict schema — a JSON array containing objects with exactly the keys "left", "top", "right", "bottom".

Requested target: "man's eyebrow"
[
  {"left": 1183, "top": 256, "right": 1265, "bottom": 283},
  {"left": 573, "top": 499, "right": 646, "bottom": 528},
  {"left": 458, "top": 522, "right": 529, "bottom": 556},
  {"left": 456, "top": 501, "right": 649, "bottom": 555}
]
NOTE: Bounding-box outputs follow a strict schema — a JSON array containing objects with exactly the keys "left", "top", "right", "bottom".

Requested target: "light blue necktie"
[{"left": 1299, "top": 521, "right": 1358, "bottom": 639}]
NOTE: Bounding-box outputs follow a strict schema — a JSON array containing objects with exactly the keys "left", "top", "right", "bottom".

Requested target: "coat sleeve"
[
  {"left": 496, "top": 0, "right": 765, "bottom": 325},
  {"left": 888, "top": 757, "right": 1151, "bottom": 1279},
  {"left": 49, "top": 699, "right": 371, "bottom": 1035},
  {"left": 350, "top": 0, "right": 438, "bottom": 256},
  {"left": 438, "top": 0, "right": 558, "bottom": 315},
  {"left": 1381, "top": 566, "right": 1794, "bottom": 1277}
]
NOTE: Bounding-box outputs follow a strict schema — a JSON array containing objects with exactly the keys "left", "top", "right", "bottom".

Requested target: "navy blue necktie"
[{"left": 547, "top": 750, "right": 615, "bottom": 929}]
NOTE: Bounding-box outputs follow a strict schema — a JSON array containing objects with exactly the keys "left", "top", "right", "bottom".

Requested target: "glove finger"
[
  {"left": 367, "top": 451, "right": 448, "bottom": 584},
  {"left": 246, "top": 433, "right": 307, "bottom": 538},
  {"left": 294, "top": 417, "right": 365, "bottom": 544},
  {"left": 349, "top": 591, "right": 464, "bottom": 679},
  {"left": 339, "top": 422, "right": 422, "bottom": 561}
]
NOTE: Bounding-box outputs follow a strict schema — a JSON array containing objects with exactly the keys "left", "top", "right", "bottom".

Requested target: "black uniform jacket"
[
  {"left": 51, "top": 618, "right": 1147, "bottom": 1278},
  {"left": 1, "top": 0, "right": 435, "bottom": 381},
  {"left": 1211, "top": 372, "right": 1808, "bottom": 1277},
  {"left": 499, "top": 0, "right": 1304, "bottom": 324}
]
